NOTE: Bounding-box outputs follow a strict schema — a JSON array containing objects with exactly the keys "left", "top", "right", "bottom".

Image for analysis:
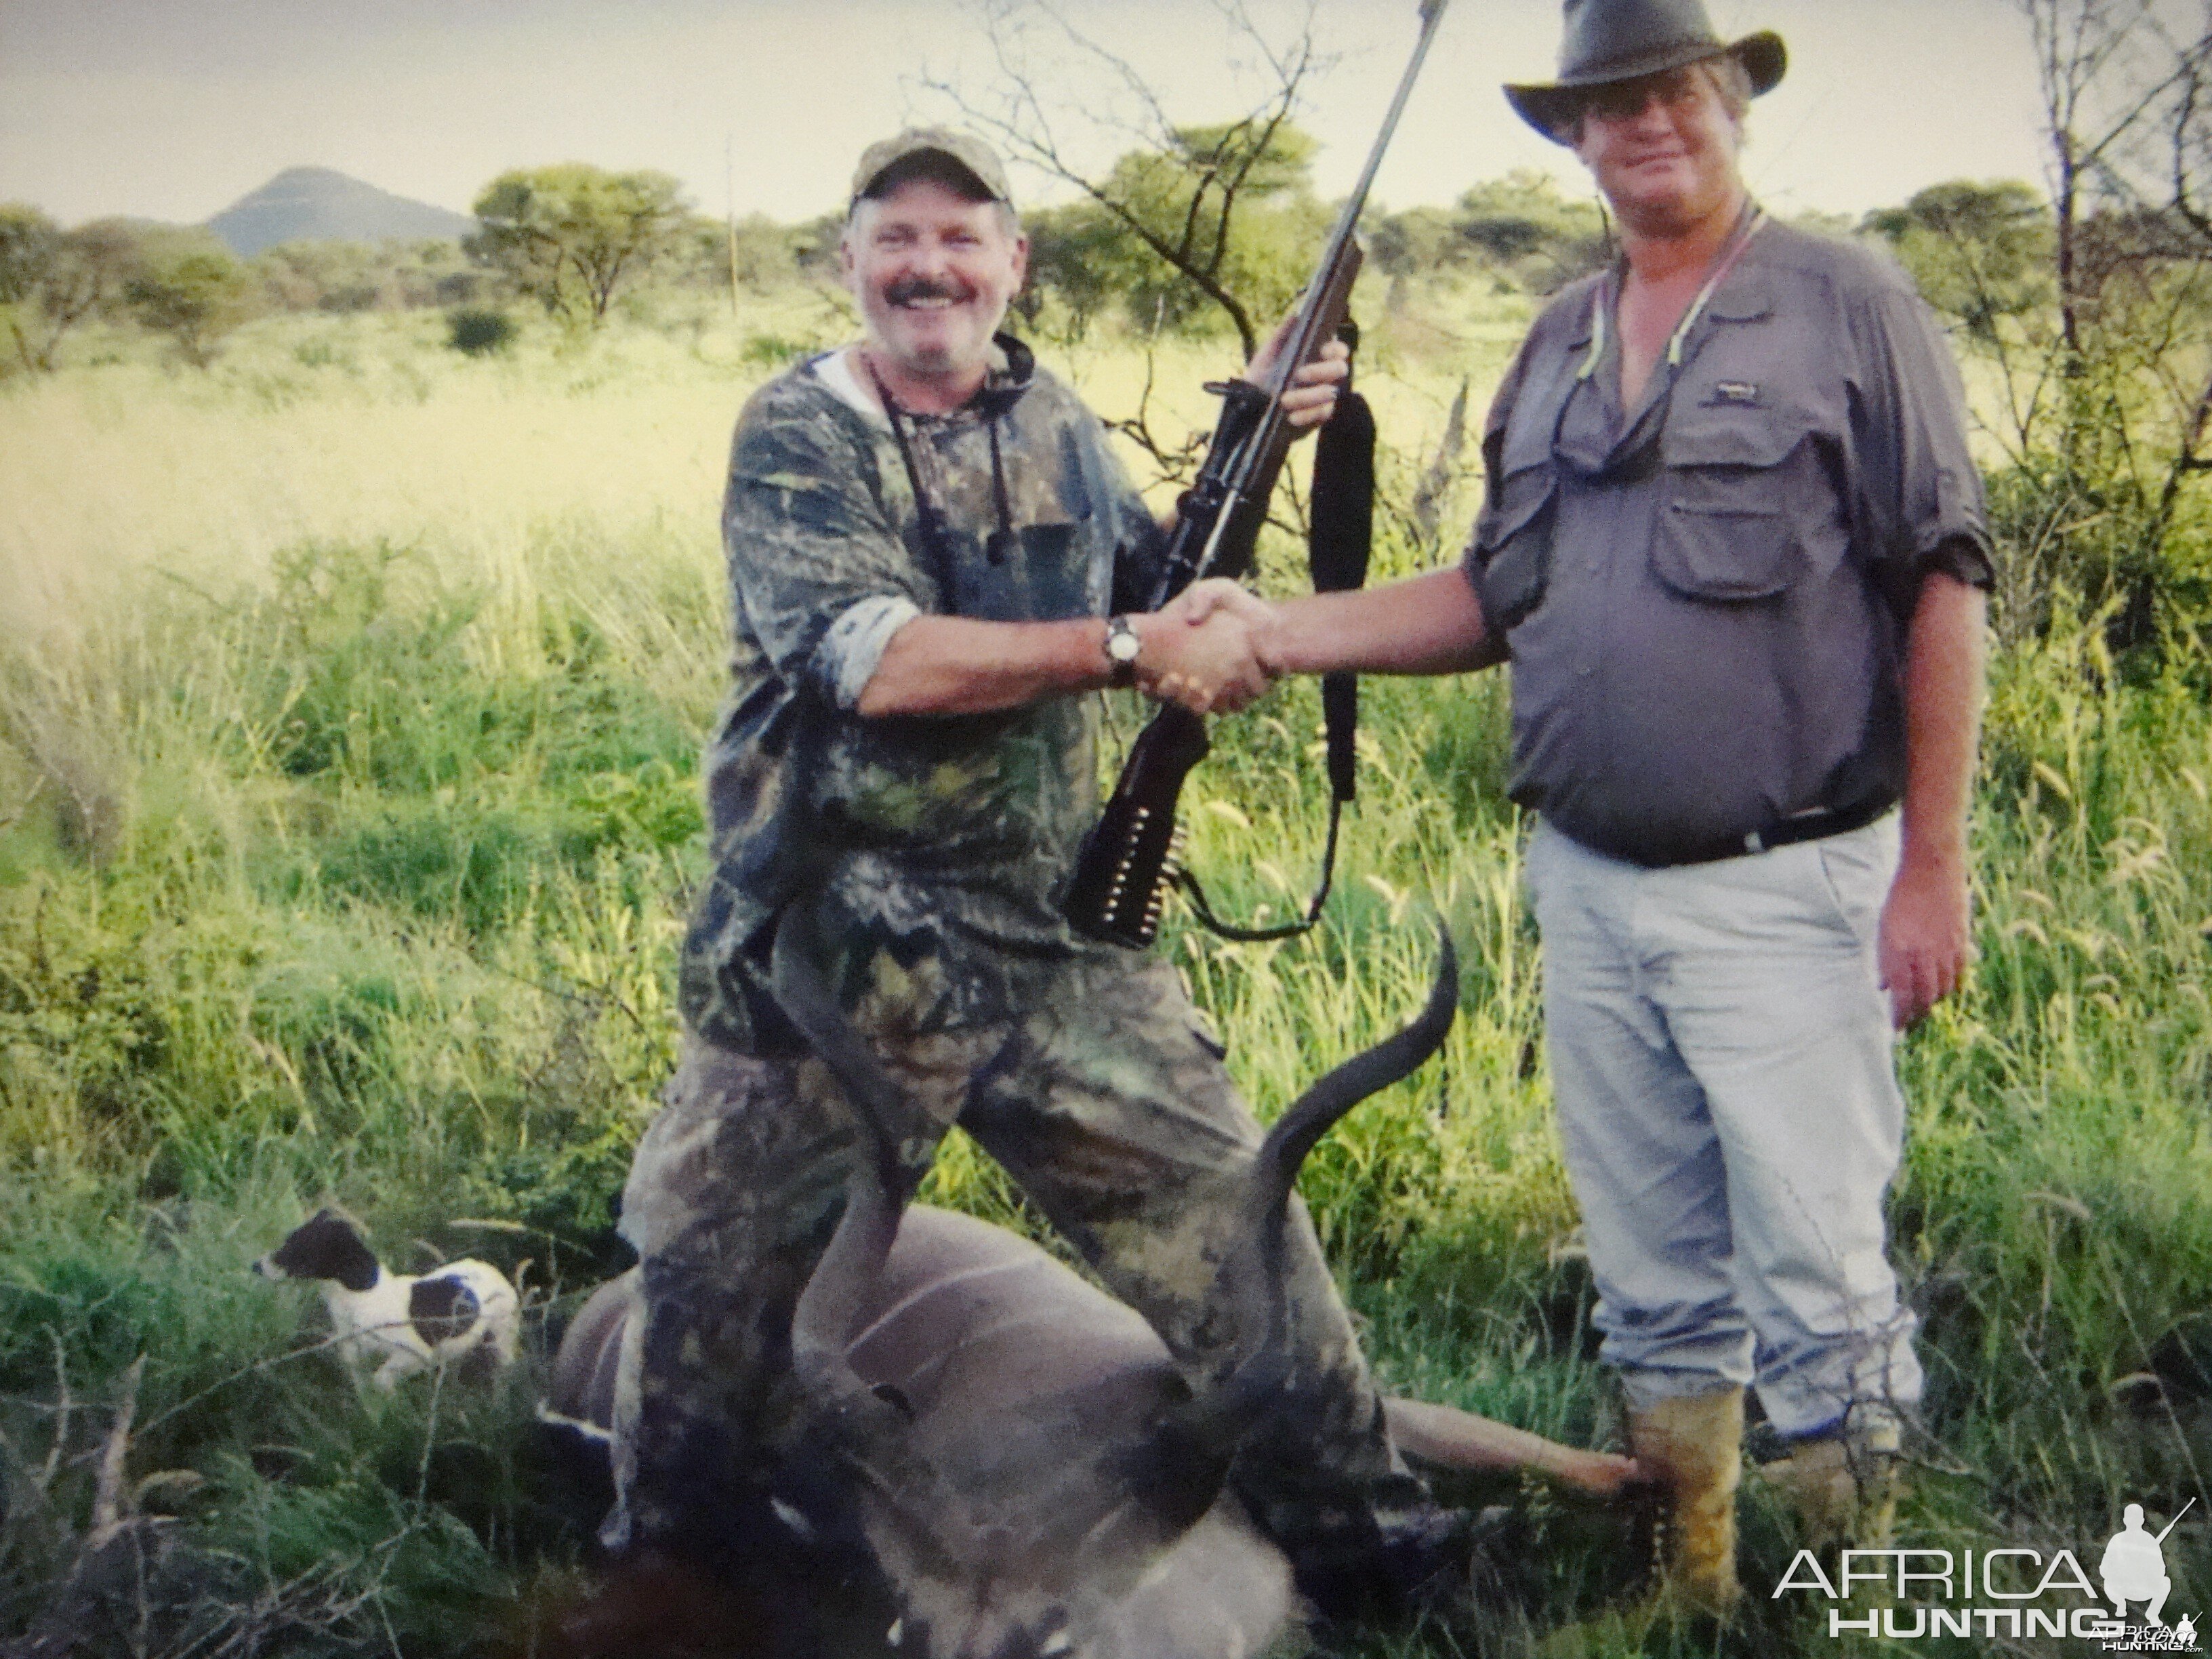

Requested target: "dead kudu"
[{"left": 546, "top": 915, "right": 1634, "bottom": 1657}]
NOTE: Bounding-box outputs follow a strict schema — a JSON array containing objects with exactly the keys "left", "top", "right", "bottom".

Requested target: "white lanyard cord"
[{"left": 1577, "top": 205, "right": 1769, "bottom": 384}]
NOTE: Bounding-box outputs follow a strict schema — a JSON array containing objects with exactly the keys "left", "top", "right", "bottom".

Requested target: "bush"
[
  {"left": 737, "top": 330, "right": 814, "bottom": 369},
  {"left": 123, "top": 234, "right": 253, "bottom": 368},
  {"left": 445, "top": 308, "right": 515, "bottom": 356}
]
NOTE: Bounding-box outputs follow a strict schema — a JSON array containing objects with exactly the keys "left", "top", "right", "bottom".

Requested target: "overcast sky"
[{"left": 0, "top": 0, "right": 2053, "bottom": 230}]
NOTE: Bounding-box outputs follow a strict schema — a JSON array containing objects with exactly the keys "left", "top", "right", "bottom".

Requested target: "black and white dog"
[{"left": 254, "top": 1209, "right": 519, "bottom": 1389}]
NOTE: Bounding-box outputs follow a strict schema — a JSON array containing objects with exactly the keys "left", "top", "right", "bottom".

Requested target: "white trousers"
[{"left": 1525, "top": 815, "right": 1922, "bottom": 1441}]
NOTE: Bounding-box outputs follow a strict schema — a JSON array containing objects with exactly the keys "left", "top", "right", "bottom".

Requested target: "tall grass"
[{"left": 1, "top": 298, "right": 2206, "bottom": 1656}]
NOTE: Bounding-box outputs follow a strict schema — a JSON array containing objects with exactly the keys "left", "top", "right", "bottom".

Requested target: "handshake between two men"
[
  {"left": 1125, "top": 582, "right": 1286, "bottom": 718},
  {"left": 1109, "top": 327, "right": 1503, "bottom": 720},
  {"left": 1139, "top": 566, "right": 1501, "bottom": 716}
]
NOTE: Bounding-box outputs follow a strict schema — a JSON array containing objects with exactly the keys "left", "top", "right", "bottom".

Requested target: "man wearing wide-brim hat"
[
  {"left": 1179, "top": 0, "right": 1993, "bottom": 1616},
  {"left": 1501, "top": 0, "right": 1784, "bottom": 144}
]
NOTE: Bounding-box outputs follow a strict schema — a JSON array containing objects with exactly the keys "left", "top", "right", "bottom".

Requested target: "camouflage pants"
[{"left": 601, "top": 950, "right": 1430, "bottom": 1571}]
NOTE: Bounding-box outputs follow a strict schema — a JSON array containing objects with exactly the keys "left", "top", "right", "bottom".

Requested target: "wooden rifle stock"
[
  {"left": 1057, "top": 701, "right": 1211, "bottom": 949},
  {"left": 1065, "top": 258, "right": 1364, "bottom": 950},
  {"left": 1062, "top": 0, "right": 1448, "bottom": 949}
]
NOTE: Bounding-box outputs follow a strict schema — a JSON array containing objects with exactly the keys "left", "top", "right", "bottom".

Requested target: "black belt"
[{"left": 1653, "top": 796, "right": 1895, "bottom": 869}]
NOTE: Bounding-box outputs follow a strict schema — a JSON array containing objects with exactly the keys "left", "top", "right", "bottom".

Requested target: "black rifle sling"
[
  {"left": 1308, "top": 333, "right": 1376, "bottom": 806},
  {"left": 1175, "top": 356, "right": 1375, "bottom": 945},
  {"left": 1062, "top": 2, "right": 1446, "bottom": 951}
]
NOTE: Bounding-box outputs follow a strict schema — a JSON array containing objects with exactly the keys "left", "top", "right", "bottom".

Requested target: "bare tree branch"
[
  {"left": 1998, "top": 0, "right": 2212, "bottom": 637},
  {"left": 912, "top": 0, "right": 1334, "bottom": 359},
  {"left": 85, "top": 1357, "right": 141, "bottom": 1550}
]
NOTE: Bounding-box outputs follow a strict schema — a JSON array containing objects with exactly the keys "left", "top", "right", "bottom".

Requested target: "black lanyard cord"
[
  {"left": 860, "top": 352, "right": 1015, "bottom": 586},
  {"left": 985, "top": 417, "right": 1015, "bottom": 560}
]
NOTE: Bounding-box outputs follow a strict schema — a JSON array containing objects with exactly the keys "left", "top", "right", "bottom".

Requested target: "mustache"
[{"left": 885, "top": 276, "right": 972, "bottom": 306}]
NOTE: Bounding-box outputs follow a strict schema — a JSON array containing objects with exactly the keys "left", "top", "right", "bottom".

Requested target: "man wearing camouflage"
[{"left": 602, "top": 129, "right": 1456, "bottom": 1617}]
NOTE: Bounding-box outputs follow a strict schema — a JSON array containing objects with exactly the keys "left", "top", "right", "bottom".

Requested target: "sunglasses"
[{"left": 1578, "top": 68, "right": 1714, "bottom": 125}]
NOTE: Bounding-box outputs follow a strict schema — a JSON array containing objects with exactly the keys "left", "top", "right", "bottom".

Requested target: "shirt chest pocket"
[
  {"left": 950, "top": 519, "right": 1086, "bottom": 622},
  {"left": 1654, "top": 413, "right": 1807, "bottom": 602}
]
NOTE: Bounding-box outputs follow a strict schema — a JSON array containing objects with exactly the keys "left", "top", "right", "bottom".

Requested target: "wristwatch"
[{"left": 1103, "top": 615, "right": 1142, "bottom": 687}]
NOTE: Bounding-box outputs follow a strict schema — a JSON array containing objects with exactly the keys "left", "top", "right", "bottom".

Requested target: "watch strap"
[{"left": 1103, "top": 615, "right": 1141, "bottom": 688}]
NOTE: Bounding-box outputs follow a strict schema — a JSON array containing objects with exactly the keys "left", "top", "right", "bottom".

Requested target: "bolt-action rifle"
[
  {"left": 2155, "top": 1497, "right": 2197, "bottom": 1543},
  {"left": 1061, "top": 0, "right": 1450, "bottom": 949}
]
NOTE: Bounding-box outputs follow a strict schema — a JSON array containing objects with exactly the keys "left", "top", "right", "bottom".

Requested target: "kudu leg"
[{"left": 1382, "top": 1397, "right": 1642, "bottom": 1499}]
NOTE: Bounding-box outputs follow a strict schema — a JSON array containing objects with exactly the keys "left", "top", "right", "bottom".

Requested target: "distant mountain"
[{"left": 205, "top": 167, "right": 474, "bottom": 257}]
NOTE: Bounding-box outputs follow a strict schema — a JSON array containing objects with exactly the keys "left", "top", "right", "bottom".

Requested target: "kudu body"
[{"left": 548, "top": 918, "right": 1633, "bottom": 1658}]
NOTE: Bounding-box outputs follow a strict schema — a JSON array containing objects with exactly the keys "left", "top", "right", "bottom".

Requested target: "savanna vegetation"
[{"left": 3, "top": 4, "right": 2210, "bottom": 1656}]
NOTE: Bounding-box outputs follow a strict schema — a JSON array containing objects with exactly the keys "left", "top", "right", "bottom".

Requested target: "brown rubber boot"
[
  {"left": 1629, "top": 1387, "right": 1744, "bottom": 1619},
  {"left": 1760, "top": 1418, "right": 1903, "bottom": 1551}
]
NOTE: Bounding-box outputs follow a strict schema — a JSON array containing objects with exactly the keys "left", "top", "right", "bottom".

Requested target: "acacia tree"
[
  {"left": 1028, "top": 120, "right": 1327, "bottom": 346},
  {"left": 0, "top": 205, "right": 54, "bottom": 304},
  {"left": 1867, "top": 182, "right": 2058, "bottom": 439},
  {"left": 469, "top": 165, "right": 688, "bottom": 327},
  {"left": 123, "top": 232, "right": 253, "bottom": 368},
  {"left": 0, "top": 211, "right": 144, "bottom": 374},
  {"left": 1868, "top": 4, "right": 2212, "bottom": 643},
  {"left": 1369, "top": 172, "right": 1611, "bottom": 297}
]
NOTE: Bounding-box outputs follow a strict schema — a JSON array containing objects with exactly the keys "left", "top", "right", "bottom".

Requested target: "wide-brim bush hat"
[{"left": 1506, "top": 0, "right": 1786, "bottom": 144}]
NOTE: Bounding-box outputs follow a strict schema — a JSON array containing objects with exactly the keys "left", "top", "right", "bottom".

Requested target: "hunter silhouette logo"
[
  {"left": 2097, "top": 1500, "right": 2198, "bottom": 1652},
  {"left": 2102, "top": 1503, "right": 2182, "bottom": 1624},
  {"left": 1767, "top": 1494, "right": 2198, "bottom": 1645}
]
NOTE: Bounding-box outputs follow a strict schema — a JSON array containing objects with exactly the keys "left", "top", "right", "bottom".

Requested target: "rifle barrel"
[
  {"left": 2154, "top": 1495, "right": 2197, "bottom": 1544},
  {"left": 1147, "top": 0, "right": 1449, "bottom": 607},
  {"left": 1263, "top": 0, "right": 1453, "bottom": 404}
]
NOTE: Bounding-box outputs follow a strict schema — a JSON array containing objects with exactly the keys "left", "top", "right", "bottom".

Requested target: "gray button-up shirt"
[{"left": 1463, "top": 219, "right": 1992, "bottom": 867}]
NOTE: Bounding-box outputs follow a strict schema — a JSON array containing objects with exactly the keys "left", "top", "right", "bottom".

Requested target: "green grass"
[{"left": 1, "top": 293, "right": 2207, "bottom": 1656}]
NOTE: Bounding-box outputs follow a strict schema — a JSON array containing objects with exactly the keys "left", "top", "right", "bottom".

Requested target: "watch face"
[{"left": 1107, "top": 619, "right": 1141, "bottom": 663}]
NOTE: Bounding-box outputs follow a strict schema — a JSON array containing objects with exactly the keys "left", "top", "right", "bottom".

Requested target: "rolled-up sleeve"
[
  {"left": 722, "top": 398, "right": 935, "bottom": 708},
  {"left": 1847, "top": 274, "right": 1995, "bottom": 592},
  {"left": 818, "top": 594, "right": 923, "bottom": 710}
]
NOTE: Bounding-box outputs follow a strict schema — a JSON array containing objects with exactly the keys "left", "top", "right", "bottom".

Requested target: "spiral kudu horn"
[
  {"left": 1251, "top": 924, "right": 1458, "bottom": 1220},
  {"left": 767, "top": 904, "right": 956, "bottom": 1492},
  {"left": 1189, "top": 922, "right": 1460, "bottom": 1435}
]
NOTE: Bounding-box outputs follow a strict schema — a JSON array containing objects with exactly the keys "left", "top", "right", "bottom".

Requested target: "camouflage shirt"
[{"left": 679, "top": 335, "right": 1169, "bottom": 1053}]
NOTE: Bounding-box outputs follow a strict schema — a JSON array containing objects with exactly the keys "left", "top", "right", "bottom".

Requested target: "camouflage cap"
[{"left": 850, "top": 127, "right": 1013, "bottom": 207}]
